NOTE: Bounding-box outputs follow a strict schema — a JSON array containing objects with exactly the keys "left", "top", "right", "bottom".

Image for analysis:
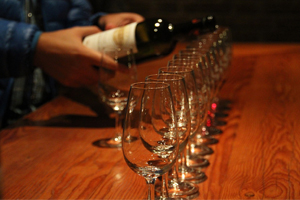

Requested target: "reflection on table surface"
[{"left": 1, "top": 43, "right": 300, "bottom": 199}]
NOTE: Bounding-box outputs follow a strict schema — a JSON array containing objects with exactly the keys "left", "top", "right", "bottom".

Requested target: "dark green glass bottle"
[{"left": 134, "top": 16, "right": 216, "bottom": 61}]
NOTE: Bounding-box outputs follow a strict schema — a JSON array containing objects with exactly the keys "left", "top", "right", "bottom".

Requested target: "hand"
[
  {"left": 34, "top": 26, "right": 117, "bottom": 87},
  {"left": 99, "top": 12, "right": 144, "bottom": 30}
]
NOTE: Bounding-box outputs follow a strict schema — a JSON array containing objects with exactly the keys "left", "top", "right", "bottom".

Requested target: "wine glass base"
[
  {"left": 192, "top": 136, "right": 219, "bottom": 146},
  {"left": 92, "top": 138, "right": 122, "bottom": 148},
  {"left": 189, "top": 144, "right": 214, "bottom": 156},
  {"left": 177, "top": 167, "right": 207, "bottom": 184},
  {"left": 187, "top": 155, "right": 210, "bottom": 168},
  {"left": 156, "top": 181, "right": 199, "bottom": 200}
]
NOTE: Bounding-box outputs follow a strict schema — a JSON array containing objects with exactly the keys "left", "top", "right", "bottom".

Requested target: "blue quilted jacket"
[{"left": 0, "top": 0, "right": 105, "bottom": 127}]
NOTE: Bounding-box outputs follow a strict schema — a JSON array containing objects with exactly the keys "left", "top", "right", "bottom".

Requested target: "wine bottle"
[{"left": 83, "top": 15, "right": 216, "bottom": 61}]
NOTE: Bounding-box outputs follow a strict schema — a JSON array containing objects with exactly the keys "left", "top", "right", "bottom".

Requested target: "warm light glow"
[
  {"left": 190, "top": 143, "right": 195, "bottom": 153},
  {"left": 115, "top": 173, "right": 122, "bottom": 180},
  {"left": 211, "top": 103, "right": 217, "bottom": 110}
]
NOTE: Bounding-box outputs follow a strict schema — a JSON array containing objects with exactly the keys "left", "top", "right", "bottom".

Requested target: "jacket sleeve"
[{"left": 0, "top": 18, "right": 42, "bottom": 78}]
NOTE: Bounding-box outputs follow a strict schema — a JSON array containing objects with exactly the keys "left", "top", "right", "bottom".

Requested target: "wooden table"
[{"left": 1, "top": 43, "right": 300, "bottom": 199}]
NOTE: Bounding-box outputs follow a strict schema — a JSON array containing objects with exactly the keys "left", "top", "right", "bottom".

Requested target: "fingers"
[
  {"left": 100, "top": 53, "right": 119, "bottom": 70},
  {"left": 117, "top": 19, "right": 134, "bottom": 27},
  {"left": 100, "top": 54, "right": 130, "bottom": 74},
  {"left": 127, "top": 13, "right": 145, "bottom": 23},
  {"left": 99, "top": 13, "right": 145, "bottom": 30},
  {"left": 116, "top": 13, "right": 145, "bottom": 27},
  {"left": 80, "top": 45, "right": 117, "bottom": 71},
  {"left": 105, "top": 23, "right": 117, "bottom": 30}
]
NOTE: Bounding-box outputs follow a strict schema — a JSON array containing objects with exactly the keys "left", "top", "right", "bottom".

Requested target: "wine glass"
[
  {"left": 208, "top": 27, "right": 233, "bottom": 111},
  {"left": 188, "top": 29, "right": 232, "bottom": 119},
  {"left": 145, "top": 74, "right": 199, "bottom": 199},
  {"left": 95, "top": 47, "right": 137, "bottom": 148},
  {"left": 158, "top": 67, "right": 207, "bottom": 184},
  {"left": 167, "top": 59, "right": 213, "bottom": 169},
  {"left": 122, "top": 82, "right": 179, "bottom": 200},
  {"left": 186, "top": 42, "right": 228, "bottom": 130},
  {"left": 178, "top": 49, "right": 222, "bottom": 142}
]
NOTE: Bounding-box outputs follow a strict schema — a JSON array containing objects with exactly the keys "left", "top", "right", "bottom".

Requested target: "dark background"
[{"left": 89, "top": 0, "right": 300, "bottom": 43}]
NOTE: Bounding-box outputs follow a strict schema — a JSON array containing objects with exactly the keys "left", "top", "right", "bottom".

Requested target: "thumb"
[{"left": 76, "top": 26, "right": 102, "bottom": 37}]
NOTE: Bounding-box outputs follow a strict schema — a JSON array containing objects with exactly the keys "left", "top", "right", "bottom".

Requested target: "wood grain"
[{"left": 1, "top": 43, "right": 300, "bottom": 199}]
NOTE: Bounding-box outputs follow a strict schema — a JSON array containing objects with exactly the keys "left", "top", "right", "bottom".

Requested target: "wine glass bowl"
[
  {"left": 99, "top": 48, "right": 136, "bottom": 110},
  {"left": 94, "top": 47, "right": 137, "bottom": 148},
  {"left": 145, "top": 74, "right": 190, "bottom": 152}
]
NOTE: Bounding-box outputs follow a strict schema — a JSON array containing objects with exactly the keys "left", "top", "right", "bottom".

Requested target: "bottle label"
[{"left": 83, "top": 22, "right": 138, "bottom": 55}]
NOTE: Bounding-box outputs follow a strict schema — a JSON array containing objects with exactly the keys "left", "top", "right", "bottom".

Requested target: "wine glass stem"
[
  {"left": 161, "top": 174, "right": 169, "bottom": 198},
  {"left": 114, "top": 111, "right": 123, "bottom": 140},
  {"left": 168, "top": 156, "right": 181, "bottom": 189},
  {"left": 146, "top": 178, "right": 156, "bottom": 200},
  {"left": 179, "top": 149, "right": 188, "bottom": 181}
]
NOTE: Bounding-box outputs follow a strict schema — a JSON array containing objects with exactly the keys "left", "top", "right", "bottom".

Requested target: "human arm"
[
  {"left": 0, "top": 0, "right": 141, "bottom": 87},
  {"left": 0, "top": 19, "right": 117, "bottom": 87},
  {"left": 33, "top": 26, "right": 118, "bottom": 88},
  {"left": 0, "top": 19, "right": 40, "bottom": 78}
]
